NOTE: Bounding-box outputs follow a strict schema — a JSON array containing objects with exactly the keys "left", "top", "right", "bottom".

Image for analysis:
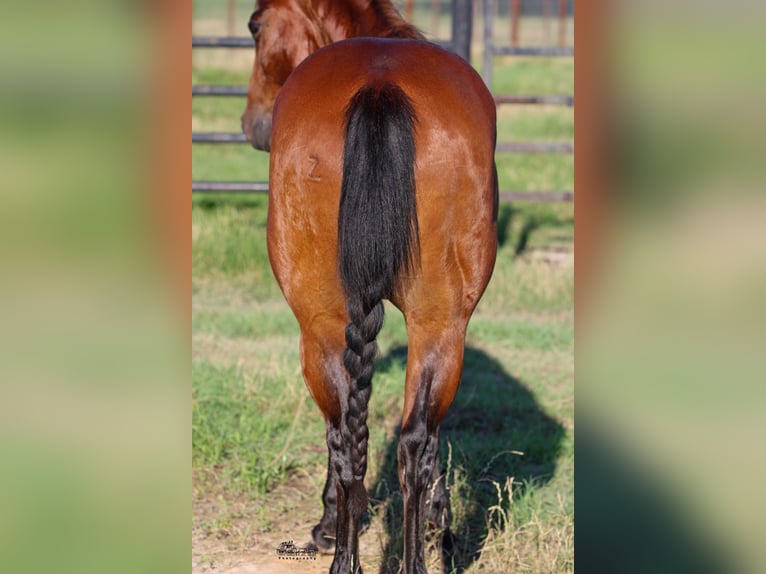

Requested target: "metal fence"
[{"left": 192, "top": 0, "right": 573, "bottom": 202}]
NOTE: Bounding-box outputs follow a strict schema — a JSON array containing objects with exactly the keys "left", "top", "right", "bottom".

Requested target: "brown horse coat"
[{"left": 241, "top": 3, "right": 497, "bottom": 572}]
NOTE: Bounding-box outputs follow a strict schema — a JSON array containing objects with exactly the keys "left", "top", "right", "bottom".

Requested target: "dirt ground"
[{"left": 192, "top": 470, "right": 390, "bottom": 574}]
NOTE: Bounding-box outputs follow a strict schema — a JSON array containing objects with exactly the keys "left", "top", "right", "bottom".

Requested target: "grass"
[
  {"left": 192, "top": 20, "right": 573, "bottom": 574},
  {"left": 192, "top": 200, "right": 574, "bottom": 573}
]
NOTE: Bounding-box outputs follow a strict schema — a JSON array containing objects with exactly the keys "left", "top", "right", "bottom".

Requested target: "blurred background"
[
  {"left": 579, "top": 1, "right": 766, "bottom": 573},
  {"left": 0, "top": 2, "right": 189, "bottom": 574}
]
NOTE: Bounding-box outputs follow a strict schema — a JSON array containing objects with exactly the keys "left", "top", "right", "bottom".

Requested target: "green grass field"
[{"left": 192, "top": 17, "right": 573, "bottom": 573}]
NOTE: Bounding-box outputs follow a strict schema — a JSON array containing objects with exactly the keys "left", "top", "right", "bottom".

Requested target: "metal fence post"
[
  {"left": 482, "top": 0, "right": 494, "bottom": 89},
  {"left": 450, "top": 0, "right": 473, "bottom": 63}
]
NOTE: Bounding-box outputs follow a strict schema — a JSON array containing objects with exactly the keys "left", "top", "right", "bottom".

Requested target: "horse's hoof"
[
  {"left": 330, "top": 562, "right": 363, "bottom": 574},
  {"left": 311, "top": 523, "right": 336, "bottom": 553}
]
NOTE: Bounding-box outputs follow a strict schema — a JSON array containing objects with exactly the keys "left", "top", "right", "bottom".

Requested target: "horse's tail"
[{"left": 337, "top": 82, "right": 419, "bottom": 509}]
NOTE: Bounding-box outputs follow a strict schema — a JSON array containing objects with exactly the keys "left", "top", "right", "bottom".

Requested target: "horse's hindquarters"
[{"left": 269, "top": 39, "right": 498, "bottom": 319}]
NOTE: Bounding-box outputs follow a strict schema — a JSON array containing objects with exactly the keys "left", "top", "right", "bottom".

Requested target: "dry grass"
[{"left": 472, "top": 478, "right": 574, "bottom": 574}]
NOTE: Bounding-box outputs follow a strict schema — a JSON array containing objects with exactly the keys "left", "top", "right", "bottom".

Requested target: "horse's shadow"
[{"left": 366, "top": 344, "right": 566, "bottom": 574}]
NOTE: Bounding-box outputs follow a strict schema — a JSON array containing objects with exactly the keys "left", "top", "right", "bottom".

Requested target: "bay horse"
[{"left": 241, "top": 1, "right": 497, "bottom": 572}]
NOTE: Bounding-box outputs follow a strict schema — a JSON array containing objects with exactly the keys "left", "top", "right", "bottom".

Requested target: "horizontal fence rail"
[
  {"left": 191, "top": 35, "right": 573, "bottom": 57},
  {"left": 193, "top": 132, "right": 572, "bottom": 154},
  {"left": 192, "top": 86, "right": 574, "bottom": 107},
  {"left": 481, "top": 42, "right": 574, "bottom": 89},
  {"left": 190, "top": 181, "right": 572, "bottom": 203},
  {"left": 496, "top": 142, "right": 573, "bottom": 154},
  {"left": 193, "top": 85, "right": 248, "bottom": 96},
  {"left": 491, "top": 46, "right": 573, "bottom": 57},
  {"left": 192, "top": 35, "right": 455, "bottom": 54},
  {"left": 494, "top": 94, "right": 573, "bottom": 106},
  {"left": 192, "top": 132, "right": 248, "bottom": 144},
  {"left": 192, "top": 36, "right": 253, "bottom": 48},
  {"left": 192, "top": 181, "right": 270, "bottom": 193}
]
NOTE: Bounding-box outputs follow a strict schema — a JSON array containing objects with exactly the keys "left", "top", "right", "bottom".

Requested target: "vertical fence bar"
[
  {"left": 543, "top": 0, "right": 552, "bottom": 44},
  {"left": 558, "top": 0, "right": 567, "bottom": 46},
  {"left": 473, "top": 0, "right": 482, "bottom": 51},
  {"left": 451, "top": 0, "right": 473, "bottom": 62},
  {"left": 227, "top": 0, "right": 236, "bottom": 36},
  {"left": 511, "top": 0, "right": 521, "bottom": 46},
  {"left": 482, "top": 0, "right": 494, "bottom": 88},
  {"left": 431, "top": 0, "right": 441, "bottom": 37}
]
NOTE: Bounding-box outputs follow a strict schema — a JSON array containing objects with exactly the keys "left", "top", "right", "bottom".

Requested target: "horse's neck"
[{"left": 310, "top": 0, "right": 424, "bottom": 42}]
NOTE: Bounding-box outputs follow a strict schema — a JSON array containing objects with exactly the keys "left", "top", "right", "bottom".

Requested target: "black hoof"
[{"left": 311, "top": 523, "right": 336, "bottom": 553}]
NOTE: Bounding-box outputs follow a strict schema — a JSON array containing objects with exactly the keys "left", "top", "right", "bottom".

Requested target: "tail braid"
[
  {"left": 344, "top": 298, "right": 383, "bottom": 466},
  {"left": 342, "top": 296, "right": 383, "bottom": 513},
  {"left": 337, "top": 82, "right": 418, "bottom": 513}
]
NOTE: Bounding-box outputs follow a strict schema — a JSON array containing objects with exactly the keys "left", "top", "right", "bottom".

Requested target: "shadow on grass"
[
  {"left": 496, "top": 203, "right": 517, "bottom": 248},
  {"left": 367, "top": 345, "right": 566, "bottom": 574},
  {"left": 193, "top": 193, "right": 268, "bottom": 211},
  {"left": 496, "top": 203, "right": 574, "bottom": 257},
  {"left": 495, "top": 201, "right": 540, "bottom": 254}
]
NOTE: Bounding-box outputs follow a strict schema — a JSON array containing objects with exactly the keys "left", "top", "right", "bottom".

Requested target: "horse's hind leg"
[
  {"left": 398, "top": 325, "right": 468, "bottom": 574},
  {"left": 425, "top": 458, "right": 450, "bottom": 534},
  {"left": 312, "top": 453, "right": 338, "bottom": 551},
  {"left": 298, "top": 322, "right": 343, "bottom": 547},
  {"left": 299, "top": 318, "right": 368, "bottom": 574}
]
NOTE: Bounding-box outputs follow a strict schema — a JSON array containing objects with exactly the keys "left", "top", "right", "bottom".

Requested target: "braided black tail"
[{"left": 338, "top": 83, "right": 419, "bottom": 512}]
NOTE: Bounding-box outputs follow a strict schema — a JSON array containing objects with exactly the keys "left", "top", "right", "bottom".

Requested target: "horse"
[{"left": 241, "top": 1, "right": 498, "bottom": 572}]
